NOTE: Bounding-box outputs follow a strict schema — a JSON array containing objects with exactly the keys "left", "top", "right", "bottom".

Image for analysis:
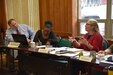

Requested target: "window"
[
  {"left": 111, "top": 0, "right": 113, "bottom": 19},
  {"left": 80, "top": 22, "right": 105, "bottom": 36},
  {"left": 79, "top": 0, "right": 106, "bottom": 19},
  {"left": 78, "top": 0, "right": 113, "bottom": 38}
]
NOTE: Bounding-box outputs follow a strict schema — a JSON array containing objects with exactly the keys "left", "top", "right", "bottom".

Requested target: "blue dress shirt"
[{"left": 6, "top": 24, "right": 35, "bottom": 42}]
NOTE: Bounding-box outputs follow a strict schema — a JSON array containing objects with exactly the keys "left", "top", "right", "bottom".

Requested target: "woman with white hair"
[
  {"left": 70, "top": 19, "right": 104, "bottom": 51},
  {"left": 71, "top": 19, "right": 104, "bottom": 75}
]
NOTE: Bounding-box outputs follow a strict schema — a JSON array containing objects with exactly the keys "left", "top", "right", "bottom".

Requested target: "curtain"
[{"left": 6, "top": 0, "right": 40, "bottom": 31}]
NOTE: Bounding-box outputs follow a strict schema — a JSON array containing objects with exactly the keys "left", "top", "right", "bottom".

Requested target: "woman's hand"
[
  {"left": 69, "top": 36, "right": 81, "bottom": 47},
  {"left": 68, "top": 36, "right": 76, "bottom": 43},
  {"left": 79, "top": 38, "right": 93, "bottom": 50},
  {"left": 46, "top": 41, "right": 51, "bottom": 45},
  {"left": 78, "top": 38, "right": 88, "bottom": 45},
  {"left": 38, "top": 41, "right": 42, "bottom": 46},
  {"left": 72, "top": 40, "right": 80, "bottom": 47}
]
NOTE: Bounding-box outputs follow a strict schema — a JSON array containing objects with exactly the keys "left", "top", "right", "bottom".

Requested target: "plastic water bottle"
[
  {"left": 79, "top": 51, "right": 83, "bottom": 57},
  {"left": 5, "top": 36, "right": 10, "bottom": 46}
]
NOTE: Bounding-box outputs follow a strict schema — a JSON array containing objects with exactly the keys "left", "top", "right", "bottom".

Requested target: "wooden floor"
[
  {"left": 0, "top": 53, "right": 33, "bottom": 75},
  {"left": 0, "top": 69, "right": 17, "bottom": 75},
  {"left": 0, "top": 53, "right": 19, "bottom": 75}
]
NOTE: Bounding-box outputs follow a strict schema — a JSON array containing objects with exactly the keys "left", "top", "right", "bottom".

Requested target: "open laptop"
[{"left": 12, "top": 34, "right": 30, "bottom": 47}]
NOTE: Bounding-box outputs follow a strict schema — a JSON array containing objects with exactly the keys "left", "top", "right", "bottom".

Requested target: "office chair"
[
  {"left": 57, "top": 37, "right": 72, "bottom": 47},
  {"left": 103, "top": 39, "right": 109, "bottom": 50}
]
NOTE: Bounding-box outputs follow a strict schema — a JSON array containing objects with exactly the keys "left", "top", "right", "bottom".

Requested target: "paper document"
[{"left": 36, "top": 45, "right": 46, "bottom": 48}]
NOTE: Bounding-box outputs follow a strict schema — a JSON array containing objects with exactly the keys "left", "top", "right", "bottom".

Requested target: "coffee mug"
[{"left": 30, "top": 42, "right": 35, "bottom": 47}]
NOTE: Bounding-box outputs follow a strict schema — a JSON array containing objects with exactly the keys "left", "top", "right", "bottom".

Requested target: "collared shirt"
[{"left": 6, "top": 24, "right": 35, "bottom": 42}]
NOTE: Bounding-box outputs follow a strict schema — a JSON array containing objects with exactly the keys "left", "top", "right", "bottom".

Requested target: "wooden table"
[{"left": 0, "top": 45, "right": 112, "bottom": 75}]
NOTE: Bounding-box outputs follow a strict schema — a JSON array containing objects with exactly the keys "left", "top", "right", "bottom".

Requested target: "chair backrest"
[
  {"left": 103, "top": 39, "right": 109, "bottom": 50},
  {"left": 0, "top": 28, "right": 4, "bottom": 45},
  {"left": 58, "top": 38, "right": 72, "bottom": 47}
]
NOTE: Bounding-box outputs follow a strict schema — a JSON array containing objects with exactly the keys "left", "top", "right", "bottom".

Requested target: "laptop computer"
[{"left": 12, "top": 34, "right": 30, "bottom": 47}]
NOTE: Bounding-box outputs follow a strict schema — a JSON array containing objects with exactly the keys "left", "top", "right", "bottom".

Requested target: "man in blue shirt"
[
  {"left": 6, "top": 18, "right": 35, "bottom": 43},
  {"left": 5, "top": 19, "right": 35, "bottom": 72}
]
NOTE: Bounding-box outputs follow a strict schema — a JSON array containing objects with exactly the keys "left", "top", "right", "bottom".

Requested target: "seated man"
[
  {"left": 5, "top": 18, "right": 35, "bottom": 72},
  {"left": 6, "top": 18, "right": 35, "bottom": 43}
]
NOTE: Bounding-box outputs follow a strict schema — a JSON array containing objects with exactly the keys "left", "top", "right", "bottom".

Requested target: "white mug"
[{"left": 30, "top": 42, "right": 35, "bottom": 47}]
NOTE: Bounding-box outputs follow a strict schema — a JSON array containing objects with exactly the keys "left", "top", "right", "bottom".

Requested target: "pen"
[
  {"left": 37, "top": 39, "right": 42, "bottom": 46},
  {"left": 38, "top": 39, "right": 41, "bottom": 42}
]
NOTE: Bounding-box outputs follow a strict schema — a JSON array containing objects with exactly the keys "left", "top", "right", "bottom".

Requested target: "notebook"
[{"left": 12, "top": 34, "right": 30, "bottom": 47}]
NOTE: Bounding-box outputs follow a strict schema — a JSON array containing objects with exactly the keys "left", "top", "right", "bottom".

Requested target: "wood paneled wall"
[
  {"left": 0, "top": 0, "right": 78, "bottom": 39},
  {"left": 0, "top": 0, "right": 7, "bottom": 39},
  {"left": 39, "top": 0, "right": 78, "bottom": 37}
]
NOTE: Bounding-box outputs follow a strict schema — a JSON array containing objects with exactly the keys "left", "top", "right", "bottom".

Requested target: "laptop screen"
[{"left": 12, "top": 34, "right": 29, "bottom": 47}]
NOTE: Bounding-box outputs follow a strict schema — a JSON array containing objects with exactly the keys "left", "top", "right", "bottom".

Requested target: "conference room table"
[{"left": 0, "top": 45, "right": 112, "bottom": 75}]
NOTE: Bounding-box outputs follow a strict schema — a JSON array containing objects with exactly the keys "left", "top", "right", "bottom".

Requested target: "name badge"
[
  {"left": 79, "top": 56, "right": 93, "bottom": 62},
  {"left": 8, "top": 42, "right": 20, "bottom": 48},
  {"left": 38, "top": 49, "right": 49, "bottom": 53}
]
